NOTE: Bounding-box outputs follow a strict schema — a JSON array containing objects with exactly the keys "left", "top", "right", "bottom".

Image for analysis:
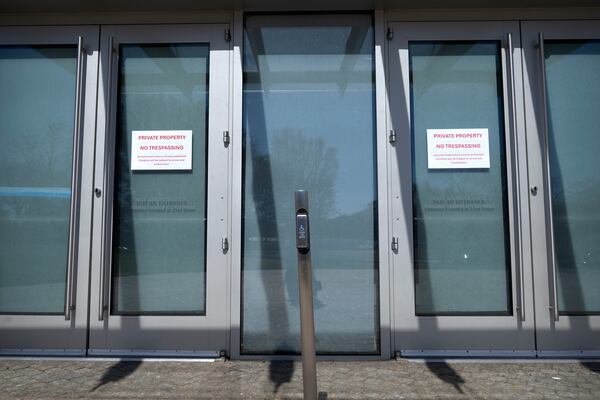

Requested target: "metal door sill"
[
  {"left": 0, "top": 349, "right": 86, "bottom": 357},
  {"left": 397, "top": 350, "right": 537, "bottom": 359},
  {"left": 536, "top": 350, "right": 600, "bottom": 359},
  {"left": 86, "top": 349, "right": 224, "bottom": 360}
]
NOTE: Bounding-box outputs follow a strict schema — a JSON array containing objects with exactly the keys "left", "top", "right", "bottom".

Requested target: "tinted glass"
[
  {"left": 242, "top": 15, "right": 379, "bottom": 354},
  {"left": 410, "top": 42, "right": 512, "bottom": 315},
  {"left": 0, "top": 46, "right": 77, "bottom": 314},
  {"left": 112, "top": 44, "right": 209, "bottom": 315},
  {"left": 545, "top": 40, "right": 600, "bottom": 314}
]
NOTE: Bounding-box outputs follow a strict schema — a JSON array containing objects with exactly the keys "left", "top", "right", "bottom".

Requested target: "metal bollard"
[{"left": 295, "top": 190, "right": 318, "bottom": 400}]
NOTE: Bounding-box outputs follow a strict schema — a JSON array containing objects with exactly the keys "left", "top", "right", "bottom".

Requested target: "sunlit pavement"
[{"left": 1, "top": 358, "right": 599, "bottom": 399}]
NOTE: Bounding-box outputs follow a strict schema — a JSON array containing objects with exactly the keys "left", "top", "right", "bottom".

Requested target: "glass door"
[
  {"left": 89, "top": 25, "right": 230, "bottom": 356},
  {"left": 388, "top": 22, "right": 535, "bottom": 356},
  {"left": 240, "top": 15, "right": 380, "bottom": 356},
  {"left": 0, "top": 26, "right": 98, "bottom": 355},
  {"left": 522, "top": 21, "right": 600, "bottom": 356}
]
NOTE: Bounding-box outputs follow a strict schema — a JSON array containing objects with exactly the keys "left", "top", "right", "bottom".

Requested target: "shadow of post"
[
  {"left": 244, "top": 24, "right": 294, "bottom": 392},
  {"left": 401, "top": 131, "right": 470, "bottom": 389},
  {"left": 425, "top": 361, "right": 465, "bottom": 394},
  {"left": 92, "top": 360, "right": 142, "bottom": 392},
  {"left": 268, "top": 361, "right": 295, "bottom": 394},
  {"left": 580, "top": 362, "right": 600, "bottom": 374},
  {"left": 92, "top": 43, "right": 145, "bottom": 391}
]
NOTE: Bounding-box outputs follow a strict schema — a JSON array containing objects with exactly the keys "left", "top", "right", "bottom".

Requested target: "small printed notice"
[
  {"left": 131, "top": 130, "right": 192, "bottom": 171},
  {"left": 427, "top": 128, "right": 490, "bottom": 169}
]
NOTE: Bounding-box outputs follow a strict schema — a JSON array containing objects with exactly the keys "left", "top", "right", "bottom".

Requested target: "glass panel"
[
  {"left": 112, "top": 44, "right": 209, "bottom": 315},
  {"left": 242, "top": 15, "right": 379, "bottom": 354},
  {"left": 545, "top": 40, "right": 600, "bottom": 314},
  {"left": 0, "top": 46, "right": 77, "bottom": 314},
  {"left": 410, "top": 42, "right": 512, "bottom": 315}
]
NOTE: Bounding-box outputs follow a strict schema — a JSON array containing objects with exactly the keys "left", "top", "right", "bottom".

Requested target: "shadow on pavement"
[
  {"left": 581, "top": 362, "right": 600, "bottom": 374},
  {"left": 425, "top": 361, "right": 466, "bottom": 393},
  {"left": 269, "top": 360, "right": 294, "bottom": 393},
  {"left": 92, "top": 360, "right": 142, "bottom": 391}
]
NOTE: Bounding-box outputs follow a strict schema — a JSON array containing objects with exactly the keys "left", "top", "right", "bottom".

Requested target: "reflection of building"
[{"left": 0, "top": 2, "right": 599, "bottom": 359}]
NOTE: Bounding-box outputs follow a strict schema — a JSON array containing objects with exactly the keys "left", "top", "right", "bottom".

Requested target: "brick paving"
[{"left": 0, "top": 358, "right": 599, "bottom": 399}]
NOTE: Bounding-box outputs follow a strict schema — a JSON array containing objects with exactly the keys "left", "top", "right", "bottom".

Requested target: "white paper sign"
[
  {"left": 427, "top": 128, "right": 490, "bottom": 169},
  {"left": 131, "top": 130, "right": 192, "bottom": 171}
]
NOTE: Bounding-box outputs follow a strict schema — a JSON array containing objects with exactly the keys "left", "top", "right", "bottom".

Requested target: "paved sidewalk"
[{"left": 0, "top": 358, "right": 599, "bottom": 399}]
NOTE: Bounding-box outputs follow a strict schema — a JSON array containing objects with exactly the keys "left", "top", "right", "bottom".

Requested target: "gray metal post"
[{"left": 295, "top": 190, "right": 318, "bottom": 400}]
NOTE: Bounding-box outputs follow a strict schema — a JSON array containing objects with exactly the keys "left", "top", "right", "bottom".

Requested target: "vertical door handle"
[
  {"left": 99, "top": 36, "right": 115, "bottom": 321},
  {"left": 65, "top": 36, "right": 85, "bottom": 321},
  {"left": 538, "top": 33, "right": 560, "bottom": 322},
  {"left": 506, "top": 33, "right": 526, "bottom": 322}
]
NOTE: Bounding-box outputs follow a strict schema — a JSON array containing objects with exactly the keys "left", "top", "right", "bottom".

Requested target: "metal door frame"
[
  {"left": 387, "top": 21, "right": 536, "bottom": 356},
  {"left": 522, "top": 20, "right": 600, "bottom": 357},
  {"left": 89, "top": 24, "right": 231, "bottom": 357},
  {"left": 0, "top": 25, "right": 99, "bottom": 355}
]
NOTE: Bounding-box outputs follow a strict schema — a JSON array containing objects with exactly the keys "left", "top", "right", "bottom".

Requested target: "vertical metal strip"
[
  {"left": 99, "top": 36, "right": 114, "bottom": 321},
  {"left": 65, "top": 36, "right": 84, "bottom": 321},
  {"left": 507, "top": 33, "right": 526, "bottom": 322},
  {"left": 538, "top": 33, "right": 560, "bottom": 322}
]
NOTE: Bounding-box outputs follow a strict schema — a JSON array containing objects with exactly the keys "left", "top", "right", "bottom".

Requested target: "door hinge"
[
  {"left": 223, "top": 130, "right": 231, "bottom": 147},
  {"left": 387, "top": 27, "right": 393, "bottom": 41},
  {"left": 391, "top": 237, "right": 399, "bottom": 252},
  {"left": 222, "top": 237, "right": 229, "bottom": 253},
  {"left": 389, "top": 129, "right": 396, "bottom": 144},
  {"left": 225, "top": 28, "right": 232, "bottom": 42}
]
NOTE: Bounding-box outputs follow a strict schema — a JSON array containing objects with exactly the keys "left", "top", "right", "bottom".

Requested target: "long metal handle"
[
  {"left": 507, "top": 33, "right": 526, "bottom": 322},
  {"left": 99, "top": 36, "right": 115, "bottom": 321},
  {"left": 538, "top": 33, "right": 560, "bottom": 322},
  {"left": 65, "top": 36, "right": 85, "bottom": 321}
]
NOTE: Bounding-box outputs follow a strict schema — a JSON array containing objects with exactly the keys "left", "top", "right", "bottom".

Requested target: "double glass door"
[
  {"left": 0, "top": 24, "right": 230, "bottom": 356},
  {"left": 389, "top": 20, "right": 600, "bottom": 356},
  {"left": 523, "top": 21, "right": 600, "bottom": 355},
  {"left": 388, "top": 22, "right": 536, "bottom": 355},
  {"left": 88, "top": 25, "right": 231, "bottom": 356}
]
